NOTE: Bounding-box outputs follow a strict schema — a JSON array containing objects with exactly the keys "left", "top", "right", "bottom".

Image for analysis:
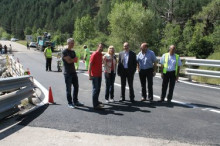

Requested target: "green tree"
[
  {"left": 0, "top": 27, "right": 10, "bottom": 39},
  {"left": 24, "top": 27, "right": 32, "bottom": 35},
  {"left": 209, "top": 23, "right": 220, "bottom": 52},
  {"left": 188, "top": 23, "right": 213, "bottom": 59},
  {"left": 94, "top": 0, "right": 111, "bottom": 34},
  {"left": 73, "top": 15, "right": 95, "bottom": 44},
  {"left": 160, "top": 23, "right": 181, "bottom": 54},
  {"left": 182, "top": 20, "right": 194, "bottom": 56},
  {"left": 108, "top": 2, "right": 155, "bottom": 52}
]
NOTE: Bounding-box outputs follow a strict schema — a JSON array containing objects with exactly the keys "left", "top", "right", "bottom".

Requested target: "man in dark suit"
[{"left": 117, "top": 42, "right": 137, "bottom": 103}]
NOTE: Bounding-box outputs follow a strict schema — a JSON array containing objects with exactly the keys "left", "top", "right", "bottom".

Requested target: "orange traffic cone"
[
  {"left": 24, "top": 68, "right": 30, "bottom": 75},
  {"left": 48, "top": 86, "right": 55, "bottom": 104}
]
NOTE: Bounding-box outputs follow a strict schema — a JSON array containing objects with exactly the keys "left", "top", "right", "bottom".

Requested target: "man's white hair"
[{"left": 67, "top": 38, "right": 74, "bottom": 44}]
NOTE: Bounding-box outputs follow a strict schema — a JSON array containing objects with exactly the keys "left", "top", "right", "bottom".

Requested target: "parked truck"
[{"left": 37, "top": 32, "right": 55, "bottom": 51}]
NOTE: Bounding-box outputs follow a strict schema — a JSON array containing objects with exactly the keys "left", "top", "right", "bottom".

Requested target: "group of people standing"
[
  {"left": 61, "top": 38, "right": 182, "bottom": 110},
  {"left": 44, "top": 43, "right": 90, "bottom": 72},
  {"left": 0, "top": 43, "right": 12, "bottom": 54}
]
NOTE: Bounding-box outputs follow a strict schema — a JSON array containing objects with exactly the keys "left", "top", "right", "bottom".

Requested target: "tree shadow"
[{"left": 0, "top": 104, "right": 49, "bottom": 140}]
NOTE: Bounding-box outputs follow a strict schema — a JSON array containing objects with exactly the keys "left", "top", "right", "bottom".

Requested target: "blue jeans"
[
  {"left": 64, "top": 73, "right": 79, "bottom": 104},
  {"left": 105, "top": 71, "right": 116, "bottom": 100},
  {"left": 92, "top": 77, "right": 102, "bottom": 107}
]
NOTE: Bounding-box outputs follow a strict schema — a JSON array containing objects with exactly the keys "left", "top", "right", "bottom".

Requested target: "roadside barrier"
[
  {"left": 0, "top": 75, "right": 35, "bottom": 120},
  {"left": 185, "top": 59, "right": 220, "bottom": 80}
]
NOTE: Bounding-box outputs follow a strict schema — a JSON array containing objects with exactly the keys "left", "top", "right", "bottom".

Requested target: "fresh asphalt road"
[{"left": 1, "top": 41, "right": 220, "bottom": 145}]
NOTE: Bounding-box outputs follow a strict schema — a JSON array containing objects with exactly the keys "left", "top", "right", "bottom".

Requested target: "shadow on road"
[
  {"left": 0, "top": 104, "right": 49, "bottom": 140},
  {"left": 75, "top": 101, "right": 151, "bottom": 115},
  {"left": 74, "top": 99, "right": 204, "bottom": 115},
  {"left": 189, "top": 103, "right": 220, "bottom": 110},
  {"left": 150, "top": 101, "right": 193, "bottom": 108}
]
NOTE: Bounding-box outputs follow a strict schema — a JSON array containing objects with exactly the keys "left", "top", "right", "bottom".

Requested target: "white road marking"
[
  {"left": 154, "top": 75, "right": 220, "bottom": 90},
  {"left": 210, "top": 109, "right": 220, "bottom": 114},
  {"left": 178, "top": 80, "right": 220, "bottom": 90},
  {"left": 82, "top": 73, "right": 219, "bottom": 114}
]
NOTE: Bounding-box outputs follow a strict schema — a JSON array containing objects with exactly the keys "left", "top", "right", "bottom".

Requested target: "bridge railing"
[{"left": 185, "top": 59, "right": 220, "bottom": 80}]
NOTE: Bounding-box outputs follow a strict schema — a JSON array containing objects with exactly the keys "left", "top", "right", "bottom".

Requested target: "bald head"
[
  {"left": 169, "top": 45, "right": 176, "bottom": 55},
  {"left": 141, "top": 43, "right": 147, "bottom": 48},
  {"left": 141, "top": 43, "right": 148, "bottom": 52},
  {"left": 123, "top": 42, "right": 129, "bottom": 51}
]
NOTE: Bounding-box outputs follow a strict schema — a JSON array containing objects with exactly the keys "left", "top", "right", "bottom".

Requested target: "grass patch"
[
  {"left": 192, "top": 51, "right": 220, "bottom": 85},
  {"left": 192, "top": 76, "right": 220, "bottom": 85},
  {"left": 17, "top": 40, "right": 27, "bottom": 46}
]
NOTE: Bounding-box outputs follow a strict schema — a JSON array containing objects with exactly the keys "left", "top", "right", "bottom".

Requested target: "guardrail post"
[{"left": 188, "top": 65, "right": 192, "bottom": 81}]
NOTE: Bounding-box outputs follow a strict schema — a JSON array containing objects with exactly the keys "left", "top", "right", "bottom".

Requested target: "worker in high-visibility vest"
[
  {"left": 159, "top": 45, "right": 182, "bottom": 103},
  {"left": 83, "top": 45, "right": 90, "bottom": 70},
  {"left": 44, "top": 44, "right": 52, "bottom": 71},
  {"left": 74, "top": 51, "right": 81, "bottom": 70}
]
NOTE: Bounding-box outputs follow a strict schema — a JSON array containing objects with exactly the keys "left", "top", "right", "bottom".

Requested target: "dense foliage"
[{"left": 0, "top": 0, "right": 219, "bottom": 58}]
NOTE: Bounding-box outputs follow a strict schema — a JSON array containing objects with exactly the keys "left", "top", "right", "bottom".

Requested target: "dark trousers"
[
  {"left": 46, "top": 58, "right": 52, "bottom": 71},
  {"left": 120, "top": 69, "right": 135, "bottom": 100},
  {"left": 161, "top": 71, "right": 176, "bottom": 101},
  {"left": 104, "top": 71, "right": 116, "bottom": 100},
  {"left": 139, "top": 68, "right": 153, "bottom": 100},
  {"left": 92, "top": 77, "right": 102, "bottom": 107},
  {"left": 64, "top": 73, "right": 79, "bottom": 104}
]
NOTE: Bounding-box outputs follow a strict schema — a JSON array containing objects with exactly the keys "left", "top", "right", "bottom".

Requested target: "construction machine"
[{"left": 37, "top": 32, "right": 55, "bottom": 51}]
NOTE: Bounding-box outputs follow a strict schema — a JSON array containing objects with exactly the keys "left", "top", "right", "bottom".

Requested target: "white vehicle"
[
  {"left": 29, "top": 42, "right": 37, "bottom": 48},
  {"left": 10, "top": 38, "right": 19, "bottom": 42}
]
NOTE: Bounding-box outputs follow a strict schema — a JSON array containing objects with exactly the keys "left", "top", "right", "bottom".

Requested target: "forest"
[{"left": 0, "top": 0, "right": 219, "bottom": 59}]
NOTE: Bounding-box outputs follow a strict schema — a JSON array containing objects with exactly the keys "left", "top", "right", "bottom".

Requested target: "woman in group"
[{"left": 103, "top": 45, "right": 117, "bottom": 103}]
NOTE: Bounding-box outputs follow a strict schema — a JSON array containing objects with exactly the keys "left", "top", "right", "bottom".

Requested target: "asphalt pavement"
[{"left": 0, "top": 41, "right": 220, "bottom": 146}]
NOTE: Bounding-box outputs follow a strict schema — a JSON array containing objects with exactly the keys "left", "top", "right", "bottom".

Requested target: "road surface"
[{"left": 0, "top": 41, "right": 220, "bottom": 146}]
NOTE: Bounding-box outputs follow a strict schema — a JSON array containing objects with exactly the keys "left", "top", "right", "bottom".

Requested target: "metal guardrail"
[
  {"left": 0, "top": 75, "right": 33, "bottom": 92},
  {"left": 185, "top": 59, "right": 220, "bottom": 80},
  {"left": 185, "top": 59, "right": 220, "bottom": 68},
  {"left": 0, "top": 75, "right": 35, "bottom": 120}
]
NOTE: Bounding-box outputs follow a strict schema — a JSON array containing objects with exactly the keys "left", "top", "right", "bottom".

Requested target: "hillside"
[{"left": 0, "top": 0, "right": 218, "bottom": 57}]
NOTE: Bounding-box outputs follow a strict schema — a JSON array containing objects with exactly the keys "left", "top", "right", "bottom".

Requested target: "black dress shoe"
[
  {"left": 149, "top": 98, "right": 153, "bottom": 102},
  {"left": 130, "top": 99, "right": 135, "bottom": 103},
  {"left": 94, "top": 104, "right": 104, "bottom": 110},
  {"left": 167, "top": 99, "right": 172, "bottom": 103}
]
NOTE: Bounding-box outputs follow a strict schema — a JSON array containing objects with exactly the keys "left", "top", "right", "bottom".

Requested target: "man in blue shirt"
[
  {"left": 137, "top": 43, "right": 157, "bottom": 102},
  {"left": 159, "top": 45, "right": 182, "bottom": 103}
]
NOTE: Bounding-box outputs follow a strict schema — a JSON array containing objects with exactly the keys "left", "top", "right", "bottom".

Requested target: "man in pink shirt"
[{"left": 89, "top": 43, "right": 104, "bottom": 109}]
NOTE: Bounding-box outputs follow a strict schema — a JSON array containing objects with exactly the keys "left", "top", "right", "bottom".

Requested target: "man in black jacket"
[{"left": 117, "top": 42, "right": 137, "bottom": 103}]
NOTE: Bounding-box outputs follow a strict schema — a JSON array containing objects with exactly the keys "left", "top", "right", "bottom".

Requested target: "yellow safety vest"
[
  {"left": 45, "top": 48, "right": 52, "bottom": 58},
  {"left": 163, "top": 53, "right": 179, "bottom": 76}
]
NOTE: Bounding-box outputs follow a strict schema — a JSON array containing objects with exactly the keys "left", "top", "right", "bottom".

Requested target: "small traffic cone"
[
  {"left": 48, "top": 86, "right": 55, "bottom": 104},
  {"left": 24, "top": 68, "right": 31, "bottom": 75},
  {"left": 27, "top": 68, "right": 30, "bottom": 75}
]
